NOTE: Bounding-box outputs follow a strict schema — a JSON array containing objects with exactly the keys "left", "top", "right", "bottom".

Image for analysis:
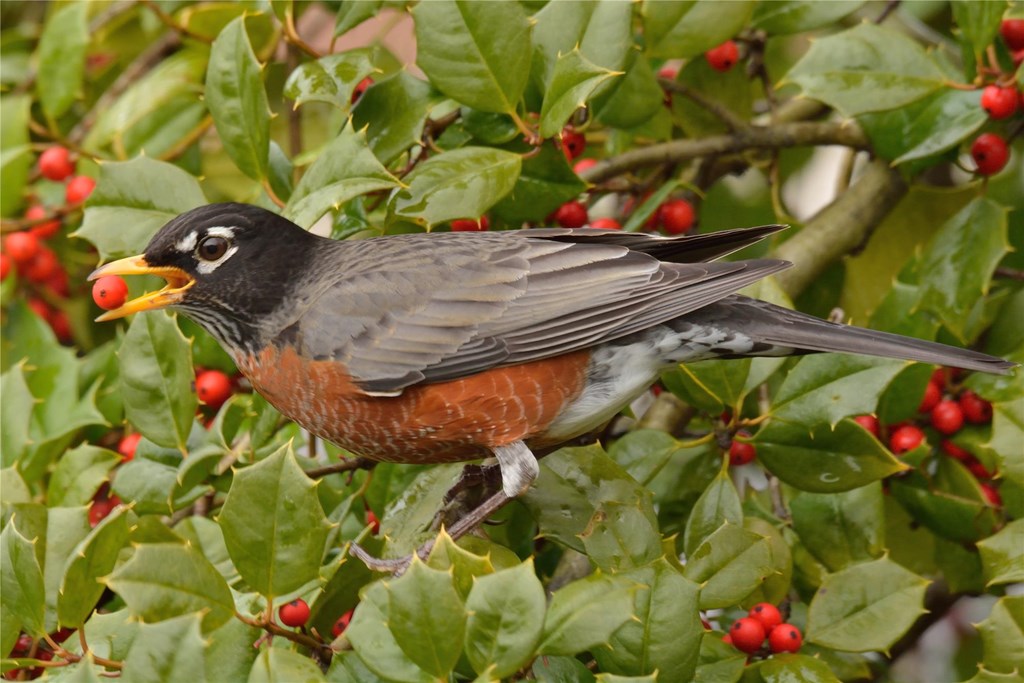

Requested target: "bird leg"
[{"left": 350, "top": 440, "right": 540, "bottom": 574}]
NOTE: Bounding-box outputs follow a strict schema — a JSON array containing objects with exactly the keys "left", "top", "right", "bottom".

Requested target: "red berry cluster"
[
  {"left": 2, "top": 145, "right": 97, "bottom": 343},
  {"left": 724, "top": 603, "right": 803, "bottom": 656},
  {"left": 967, "top": 20, "right": 1023, "bottom": 176},
  {"left": 855, "top": 367, "right": 1000, "bottom": 505}
]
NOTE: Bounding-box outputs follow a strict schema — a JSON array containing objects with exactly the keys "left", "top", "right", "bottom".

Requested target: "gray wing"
[{"left": 279, "top": 229, "right": 790, "bottom": 395}]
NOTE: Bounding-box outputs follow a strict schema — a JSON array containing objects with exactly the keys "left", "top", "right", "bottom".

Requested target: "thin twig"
[
  {"left": 659, "top": 78, "right": 749, "bottom": 132},
  {"left": 137, "top": 0, "right": 212, "bottom": 43},
  {"left": 875, "top": 0, "right": 901, "bottom": 24},
  {"left": 306, "top": 457, "right": 376, "bottom": 479},
  {"left": 235, "top": 611, "right": 334, "bottom": 656},
  {"left": 995, "top": 267, "right": 1024, "bottom": 281}
]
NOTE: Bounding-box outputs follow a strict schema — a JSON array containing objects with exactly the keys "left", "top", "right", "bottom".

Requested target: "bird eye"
[{"left": 197, "top": 235, "right": 229, "bottom": 261}]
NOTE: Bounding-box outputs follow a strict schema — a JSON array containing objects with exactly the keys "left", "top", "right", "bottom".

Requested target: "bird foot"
[{"left": 349, "top": 489, "right": 512, "bottom": 575}]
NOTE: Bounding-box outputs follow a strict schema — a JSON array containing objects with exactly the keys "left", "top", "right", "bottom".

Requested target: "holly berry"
[
  {"left": 195, "top": 369, "right": 233, "bottom": 410},
  {"left": 729, "top": 434, "right": 756, "bottom": 466},
  {"left": 561, "top": 128, "right": 586, "bottom": 160},
  {"left": 589, "top": 217, "right": 622, "bottom": 230},
  {"left": 931, "top": 399, "right": 964, "bottom": 435},
  {"left": 659, "top": 199, "right": 695, "bottom": 235},
  {"left": 351, "top": 77, "right": 373, "bottom": 104},
  {"left": 980, "top": 482, "right": 1002, "bottom": 507},
  {"left": 88, "top": 494, "right": 120, "bottom": 527},
  {"left": 366, "top": 509, "right": 380, "bottom": 534},
  {"left": 38, "top": 146, "right": 74, "bottom": 181},
  {"left": 729, "top": 617, "right": 766, "bottom": 654},
  {"left": 23, "top": 248, "right": 59, "bottom": 284},
  {"left": 0, "top": 254, "right": 10, "bottom": 281},
  {"left": 959, "top": 390, "right": 992, "bottom": 424},
  {"left": 853, "top": 414, "right": 880, "bottom": 437},
  {"left": 890, "top": 425, "right": 925, "bottom": 454},
  {"left": 27, "top": 298, "right": 50, "bottom": 321},
  {"left": 49, "top": 310, "right": 72, "bottom": 343},
  {"left": 969, "top": 459, "right": 994, "bottom": 480},
  {"left": 332, "top": 609, "right": 354, "bottom": 637},
  {"left": 573, "top": 158, "right": 598, "bottom": 175},
  {"left": 65, "top": 175, "right": 96, "bottom": 204},
  {"left": 1001, "top": 19, "right": 1024, "bottom": 51},
  {"left": 451, "top": 216, "right": 490, "bottom": 231},
  {"left": 552, "top": 200, "right": 589, "bottom": 228},
  {"left": 971, "top": 133, "right": 1010, "bottom": 176},
  {"left": 748, "top": 603, "right": 783, "bottom": 632},
  {"left": 47, "top": 269, "right": 70, "bottom": 298},
  {"left": 918, "top": 380, "right": 942, "bottom": 413},
  {"left": 768, "top": 623, "right": 803, "bottom": 654},
  {"left": 118, "top": 433, "right": 142, "bottom": 461},
  {"left": 941, "top": 440, "right": 972, "bottom": 462},
  {"left": 92, "top": 275, "right": 129, "bottom": 310},
  {"left": 25, "top": 205, "right": 61, "bottom": 239},
  {"left": 706, "top": 40, "right": 739, "bottom": 72},
  {"left": 279, "top": 599, "right": 310, "bottom": 627},
  {"left": 980, "top": 85, "right": 1018, "bottom": 120},
  {"left": 5, "top": 231, "right": 40, "bottom": 264}
]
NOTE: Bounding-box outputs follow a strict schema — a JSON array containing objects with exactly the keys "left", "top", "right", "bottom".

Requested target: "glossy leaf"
[
  {"left": 413, "top": 0, "right": 531, "bottom": 115},
  {"left": 643, "top": 1, "right": 755, "bottom": 59},
  {"left": 593, "top": 558, "right": 702, "bottom": 682},
  {"left": 756, "top": 419, "right": 908, "bottom": 492},
  {"left": 491, "top": 143, "right": 585, "bottom": 224},
  {"left": 36, "top": 2, "right": 87, "bottom": 119},
  {"left": 77, "top": 156, "right": 207, "bottom": 262},
  {"left": 783, "top": 24, "right": 946, "bottom": 115},
  {"left": 334, "top": 1, "right": 382, "bottom": 37},
  {"left": 284, "top": 49, "right": 377, "bottom": 109},
  {"left": 752, "top": 1, "right": 866, "bottom": 34},
  {"left": 790, "top": 484, "right": 885, "bottom": 571},
  {"left": 390, "top": 146, "right": 520, "bottom": 226},
  {"left": 986, "top": 397, "right": 1024, "bottom": 488},
  {"left": 889, "top": 463, "right": 999, "bottom": 544},
  {"left": 891, "top": 89, "right": 987, "bottom": 164},
  {"left": 105, "top": 542, "right": 234, "bottom": 632},
  {"left": 283, "top": 123, "right": 399, "bottom": 229},
  {"left": 0, "top": 95, "right": 31, "bottom": 217},
  {"left": 756, "top": 653, "right": 842, "bottom": 682},
  {"left": 42, "top": 507, "right": 91, "bottom": 632},
  {"left": 206, "top": 16, "right": 270, "bottom": 180},
  {"left": 580, "top": 498, "right": 663, "bottom": 572},
  {"left": 683, "top": 522, "right": 774, "bottom": 609},
  {"left": 378, "top": 464, "right": 462, "bottom": 557},
  {"left": 539, "top": 49, "right": 618, "bottom": 138},
  {"left": 386, "top": 558, "right": 466, "bottom": 678},
  {"left": 531, "top": 0, "right": 633, "bottom": 92},
  {"left": 345, "top": 581, "right": 434, "bottom": 683},
  {"left": 120, "top": 614, "right": 207, "bottom": 682},
  {"left": 353, "top": 72, "right": 444, "bottom": 166},
  {"left": 1, "top": 522, "right": 44, "bottom": 635},
  {"left": 591, "top": 51, "right": 665, "bottom": 130},
  {"left": 218, "top": 445, "right": 331, "bottom": 598},
  {"left": 464, "top": 559, "right": 546, "bottom": 678},
  {"left": 977, "top": 595, "right": 1024, "bottom": 675},
  {"left": 1, "top": 363, "right": 34, "bottom": 468},
  {"left": 918, "top": 197, "right": 1010, "bottom": 342},
  {"left": 118, "top": 311, "right": 196, "bottom": 451},
  {"left": 538, "top": 573, "right": 636, "bottom": 656},
  {"left": 666, "top": 358, "right": 752, "bottom": 415},
  {"left": 807, "top": 557, "right": 929, "bottom": 652},
  {"left": 977, "top": 519, "right": 1024, "bottom": 587},
  {"left": 46, "top": 444, "right": 121, "bottom": 508},
  {"left": 426, "top": 529, "right": 494, "bottom": 600},
  {"left": 951, "top": 1, "right": 1006, "bottom": 57},
  {"left": 607, "top": 429, "right": 684, "bottom": 486},
  {"left": 248, "top": 647, "right": 327, "bottom": 683},
  {"left": 683, "top": 468, "right": 743, "bottom": 559},
  {"left": 58, "top": 507, "right": 130, "bottom": 628}
]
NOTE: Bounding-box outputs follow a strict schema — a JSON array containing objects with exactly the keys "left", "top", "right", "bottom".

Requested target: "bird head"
[{"left": 88, "top": 203, "right": 320, "bottom": 351}]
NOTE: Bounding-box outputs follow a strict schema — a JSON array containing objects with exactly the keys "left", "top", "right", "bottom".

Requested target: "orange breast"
[{"left": 236, "top": 345, "right": 591, "bottom": 464}]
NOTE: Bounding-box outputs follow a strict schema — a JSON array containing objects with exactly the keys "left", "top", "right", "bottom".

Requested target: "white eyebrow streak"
[
  {"left": 206, "top": 226, "right": 236, "bottom": 240},
  {"left": 196, "top": 245, "right": 240, "bottom": 275},
  {"left": 175, "top": 231, "right": 198, "bottom": 253}
]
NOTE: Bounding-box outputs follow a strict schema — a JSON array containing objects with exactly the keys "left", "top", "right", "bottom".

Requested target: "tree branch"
[
  {"left": 581, "top": 121, "right": 869, "bottom": 185},
  {"left": 773, "top": 157, "right": 908, "bottom": 298}
]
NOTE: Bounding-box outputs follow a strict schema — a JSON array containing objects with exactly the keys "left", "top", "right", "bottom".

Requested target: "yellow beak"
[{"left": 88, "top": 255, "right": 195, "bottom": 321}]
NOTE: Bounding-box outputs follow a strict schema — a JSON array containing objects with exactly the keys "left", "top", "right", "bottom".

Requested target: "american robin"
[{"left": 89, "top": 203, "right": 1014, "bottom": 563}]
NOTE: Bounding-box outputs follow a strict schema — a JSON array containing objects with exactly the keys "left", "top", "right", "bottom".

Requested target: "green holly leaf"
[
  {"left": 757, "top": 419, "right": 908, "bottom": 492},
  {"left": 951, "top": 1, "right": 1006, "bottom": 59},
  {"left": 77, "top": 156, "right": 207, "bottom": 262},
  {"left": 352, "top": 72, "right": 446, "bottom": 166},
  {"left": 538, "top": 573, "right": 636, "bottom": 656},
  {"left": 986, "top": 397, "right": 1024, "bottom": 487},
  {"left": 683, "top": 468, "right": 743, "bottom": 559},
  {"left": 334, "top": 1, "right": 382, "bottom": 37},
  {"left": 248, "top": 647, "right": 327, "bottom": 683},
  {"left": 752, "top": 1, "right": 866, "bottom": 34},
  {"left": 890, "top": 90, "right": 988, "bottom": 165},
  {"left": 413, "top": 0, "right": 531, "bottom": 116},
  {"left": 464, "top": 559, "right": 546, "bottom": 678},
  {"left": 977, "top": 595, "right": 1024, "bottom": 675},
  {"left": 807, "top": 556, "right": 929, "bottom": 652},
  {"left": 539, "top": 49, "right": 619, "bottom": 138},
  {"left": 1, "top": 363, "right": 34, "bottom": 468},
  {"left": 35, "top": 2, "right": 87, "bottom": 119},
  {"left": 284, "top": 49, "right": 377, "bottom": 109},
  {"left": 790, "top": 484, "right": 885, "bottom": 572},
  {"left": 889, "top": 458, "right": 999, "bottom": 543},
  {"left": 426, "top": 529, "right": 494, "bottom": 600},
  {"left": 592, "top": 51, "right": 665, "bottom": 131},
  {"left": 206, "top": 16, "right": 271, "bottom": 181},
  {"left": 118, "top": 311, "right": 196, "bottom": 451},
  {"left": 593, "top": 558, "right": 703, "bottom": 682},
  {"left": 42, "top": 507, "right": 92, "bottom": 632},
  {"left": 531, "top": 0, "right": 633, "bottom": 94},
  {"left": 643, "top": 0, "right": 756, "bottom": 59},
  {"left": 754, "top": 653, "right": 842, "bottom": 682},
  {"left": 218, "top": 445, "right": 331, "bottom": 598},
  {"left": 120, "top": 614, "right": 207, "bottom": 682},
  {"left": 46, "top": 444, "right": 121, "bottom": 508},
  {"left": 0, "top": 95, "right": 31, "bottom": 217},
  {"left": 58, "top": 507, "right": 130, "bottom": 628},
  {"left": 105, "top": 542, "right": 234, "bottom": 632},
  {"left": 283, "top": 122, "right": 399, "bottom": 229},
  {"left": 666, "top": 358, "right": 753, "bottom": 414},
  {"left": 918, "top": 197, "right": 1010, "bottom": 343},
  {"left": 385, "top": 558, "right": 466, "bottom": 678},
  {"left": 977, "top": 519, "right": 1024, "bottom": 587},
  {"left": 783, "top": 24, "right": 946, "bottom": 116},
  {"left": 390, "top": 147, "right": 520, "bottom": 227},
  {"left": 684, "top": 522, "right": 775, "bottom": 610},
  {"left": 1, "top": 522, "right": 44, "bottom": 635},
  {"left": 345, "top": 581, "right": 434, "bottom": 683},
  {"left": 491, "top": 143, "right": 586, "bottom": 225}
]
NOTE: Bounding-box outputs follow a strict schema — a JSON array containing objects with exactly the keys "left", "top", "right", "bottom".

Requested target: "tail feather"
[{"left": 701, "top": 296, "right": 1017, "bottom": 375}]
